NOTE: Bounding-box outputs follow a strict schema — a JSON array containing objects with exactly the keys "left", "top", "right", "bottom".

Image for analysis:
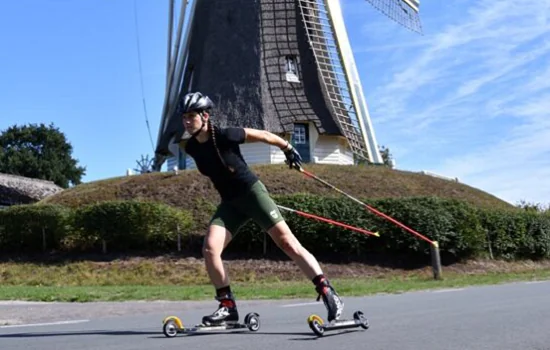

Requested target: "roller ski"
[
  {"left": 162, "top": 312, "right": 260, "bottom": 337},
  {"left": 162, "top": 294, "right": 260, "bottom": 337},
  {"left": 307, "top": 311, "right": 369, "bottom": 337},
  {"left": 307, "top": 277, "right": 369, "bottom": 336}
]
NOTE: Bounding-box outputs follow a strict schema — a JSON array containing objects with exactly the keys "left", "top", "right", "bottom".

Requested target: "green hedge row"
[
  {"left": 0, "top": 201, "right": 193, "bottom": 253},
  {"left": 223, "top": 195, "right": 550, "bottom": 262},
  {"left": 0, "top": 196, "right": 549, "bottom": 262}
]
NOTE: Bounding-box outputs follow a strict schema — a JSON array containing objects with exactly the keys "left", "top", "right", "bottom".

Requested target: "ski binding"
[
  {"left": 307, "top": 311, "right": 369, "bottom": 336},
  {"left": 162, "top": 312, "right": 260, "bottom": 337}
]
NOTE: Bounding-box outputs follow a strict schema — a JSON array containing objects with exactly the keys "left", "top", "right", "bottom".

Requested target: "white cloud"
[{"left": 355, "top": 0, "right": 550, "bottom": 204}]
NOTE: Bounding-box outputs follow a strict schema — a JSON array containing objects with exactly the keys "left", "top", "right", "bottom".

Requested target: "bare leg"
[
  {"left": 200, "top": 224, "right": 240, "bottom": 325},
  {"left": 202, "top": 224, "right": 233, "bottom": 288},
  {"left": 268, "top": 220, "right": 344, "bottom": 321},
  {"left": 267, "top": 220, "right": 323, "bottom": 279}
]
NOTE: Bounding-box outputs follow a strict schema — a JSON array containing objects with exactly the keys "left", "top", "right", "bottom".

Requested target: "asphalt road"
[{"left": 1, "top": 281, "right": 550, "bottom": 350}]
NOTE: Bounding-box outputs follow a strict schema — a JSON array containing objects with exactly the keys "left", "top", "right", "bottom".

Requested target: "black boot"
[
  {"left": 201, "top": 294, "right": 239, "bottom": 326},
  {"left": 315, "top": 277, "right": 344, "bottom": 322}
]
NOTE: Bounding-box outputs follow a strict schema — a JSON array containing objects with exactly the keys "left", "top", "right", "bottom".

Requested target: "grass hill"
[
  {"left": 40, "top": 164, "right": 514, "bottom": 233},
  {"left": 22, "top": 165, "right": 549, "bottom": 300}
]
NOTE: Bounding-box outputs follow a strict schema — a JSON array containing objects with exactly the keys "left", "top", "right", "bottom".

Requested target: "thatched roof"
[
  {"left": 0, "top": 173, "right": 63, "bottom": 206},
  {"left": 155, "top": 0, "right": 343, "bottom": 157}
]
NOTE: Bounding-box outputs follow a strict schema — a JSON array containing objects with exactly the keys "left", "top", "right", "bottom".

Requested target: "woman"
[{"left": 180, "top": 91, "right": 344, "bottom": 326}]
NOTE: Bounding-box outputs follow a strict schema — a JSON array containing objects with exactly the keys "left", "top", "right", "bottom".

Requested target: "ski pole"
[
  {"left": 277, "top": 204, "right": 379, "bottom": 237},
  {"left": 294, "top": 165, "right": 434, "bottom": 245}
]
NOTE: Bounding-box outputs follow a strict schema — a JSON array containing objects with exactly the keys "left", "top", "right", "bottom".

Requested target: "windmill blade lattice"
[
  {"left": 365, "top": 0, "right": 423, "bottom": 34},
  {"left": 297, "top": 0, "right": 381, "bottom": 163}
]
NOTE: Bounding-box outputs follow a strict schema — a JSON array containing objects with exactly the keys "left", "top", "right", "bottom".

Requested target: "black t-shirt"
[{"left": 184, "top": 127, "right": 259, "bottom": 201}]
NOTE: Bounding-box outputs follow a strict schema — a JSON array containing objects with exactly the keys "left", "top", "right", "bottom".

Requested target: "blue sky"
[{"left": 1, "top": 0, "right": 549, "bottom": 206}]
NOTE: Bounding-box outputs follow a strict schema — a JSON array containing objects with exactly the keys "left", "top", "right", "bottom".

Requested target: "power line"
[{"left": 133, "top": 0, "right": 155, "bottom": 153}]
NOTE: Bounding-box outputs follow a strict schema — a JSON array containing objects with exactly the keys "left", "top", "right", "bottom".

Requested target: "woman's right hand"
[{"left": 283, "top": 143, "right": 303, "bottom": 170}]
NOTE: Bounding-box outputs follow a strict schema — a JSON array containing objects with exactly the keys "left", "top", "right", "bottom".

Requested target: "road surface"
[{"left": 1, "top": 281, "right": 550, "bottom": 350}]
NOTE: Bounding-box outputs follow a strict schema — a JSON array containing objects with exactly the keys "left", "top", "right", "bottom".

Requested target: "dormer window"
[{"left": 285, "top": 55, "right": 299, "bottom": 83}]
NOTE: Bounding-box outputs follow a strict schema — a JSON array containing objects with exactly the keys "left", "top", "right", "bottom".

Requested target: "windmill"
[{"left": 153, "top": 0, "right": 422, "bottom": 172}]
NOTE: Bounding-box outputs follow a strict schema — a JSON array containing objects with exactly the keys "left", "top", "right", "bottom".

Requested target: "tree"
[
  {"left": 0, "top": 123, "right": 86, "bottom": 188},
  {"left": 354, "top": 145, "right": 394, "bottom": 167},
  {"left": 379, "top": 145, "right": 394, "bottom": 168}
]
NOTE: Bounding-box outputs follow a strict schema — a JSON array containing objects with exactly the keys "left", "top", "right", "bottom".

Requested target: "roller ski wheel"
[
  {"left": 162, "top": 316, "right": 182, "bottom": 338},
  {"left": 307, "top": 314, "right": 325, "bottom": 336},
  {"left": 353, "top": 311, "right": 369, "bottom": 330},
  {"left": 306, "top": 310, "right": 370, "bottom": 336},
  {"left": 244, "top": 312, "right": 261, "bottom": 331},
  {"left": 162, "top": 312, "right": 261, "bottom": 338}
]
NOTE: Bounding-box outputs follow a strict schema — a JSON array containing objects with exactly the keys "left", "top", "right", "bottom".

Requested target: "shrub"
[
  {"left": 226, "top": 194, "right": 550, "bottom": 262},
  {"left": 0, "top": 204, "right": 71, "bottom": 252},
  {"left": 480, "top": 208, "right": 550, "bottom": 260},
  {"left": 70, "top": 200, "right": 194, "bottom": 253},
  {"left": 2, "top": 194, "right": 548, "bottom": 262}
]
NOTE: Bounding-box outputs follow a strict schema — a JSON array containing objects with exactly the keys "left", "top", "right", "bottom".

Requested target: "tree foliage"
[
  {"left": 0, "top": 123, "right": 86, "bottom": 188},
  {"left": 379, "top": 145, "right": 394, "bottom": 167},
  {"left": 354, "top": 145, "right": 394, "bottom": 167}
]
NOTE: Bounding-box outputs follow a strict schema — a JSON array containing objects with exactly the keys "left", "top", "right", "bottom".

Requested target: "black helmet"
[{"left": 181, "top": 92, "right": 214, "bottom": 114}]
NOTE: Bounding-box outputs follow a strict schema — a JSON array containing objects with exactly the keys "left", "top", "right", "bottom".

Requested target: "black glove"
[{"left": 282, "top": 142, "right": 303, "bottom": 170}]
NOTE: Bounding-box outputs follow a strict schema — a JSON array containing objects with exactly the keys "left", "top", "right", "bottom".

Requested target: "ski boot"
[
  {"left": 315, "top": 278, "right": 344, "bottom": 322},
  {"left": 201, "top": 293, "right": 239, "bottom": 326},
  {"left": 162, "top": 294, "right": 261, "bottom": 338},
  {"left": 307, "top": 278, "right": 369, "bottom": 336}
]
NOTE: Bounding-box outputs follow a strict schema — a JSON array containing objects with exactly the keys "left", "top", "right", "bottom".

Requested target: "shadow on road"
[
  {"left": 0, "top": 330, "right": 158, "bottom": 338},
  {"left": 147, "top": 329, "right": 362, "bottom": 340},
  {"left": 0, "top": 328, "right": 364, "bottom": 341}
]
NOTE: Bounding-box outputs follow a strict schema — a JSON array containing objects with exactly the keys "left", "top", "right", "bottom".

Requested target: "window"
[
  {"left": 285, "top": 55, "right": 299, "bottom": 83},
  {"left": 286, "top": 55, "right": 297, "bottom": 74},
  {"left": 292, "top": 124, "right": 307, "bottom": 144}
]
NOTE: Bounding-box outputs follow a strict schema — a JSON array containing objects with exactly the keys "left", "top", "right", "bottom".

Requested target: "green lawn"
[{"left": 1, "top": 269, "right": 549, "bottom": 302}]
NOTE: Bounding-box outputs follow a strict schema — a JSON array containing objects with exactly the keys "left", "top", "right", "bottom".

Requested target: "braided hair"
[{"left": 207, "top": 118, "right": 235, "bottom": 173}]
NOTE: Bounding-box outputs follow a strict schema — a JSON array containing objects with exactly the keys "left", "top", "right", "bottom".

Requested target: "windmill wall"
[
  {"left": 161, "top": 0, "right": 357, "bottom": 169},
  {"left": 175, "top": 0, "right": 342, "bottom": 132},
  {"left": 181, "top": 138, "right": 355, "bottom": 171}
]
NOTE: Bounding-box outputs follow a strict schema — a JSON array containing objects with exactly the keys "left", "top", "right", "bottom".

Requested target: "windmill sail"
[
  {"left": 297, "top": 0, "right": 383, "bottom": 164},
  {"left": 364, "top": 0, "right": 422, "bottom": 34},
  {"left": 154, "top": 0, "right": 196, "bottom": 170}
]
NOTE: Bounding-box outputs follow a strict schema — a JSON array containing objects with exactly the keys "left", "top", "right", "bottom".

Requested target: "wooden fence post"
[
  {"left": 42, "top": 227, "right": 47, "bottom": 252},
  {"left": 431, "top": 241, "right": 442, "bottom": 280},
  {"left": 177, "top": 224, "right": 181, "bottom": 252},
  {"left": 486, "top": 229, "right": 494, "bottom": 260}
]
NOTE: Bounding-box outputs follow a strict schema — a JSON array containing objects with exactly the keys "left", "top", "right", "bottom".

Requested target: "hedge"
[
  {"left": 0, "top": 201, "right": 194, "bottom": 253},
  {"left": 70, "top": 200, "right": 194, "bottom": 253},
  {"left": 1, "top": 196, "right": 549, "bottom": 262},
  {"left": 0, "top": 204, "right": 71, "bottom": 252},
  {"left": 479, "top": 208, "right": 550, "bottom": 260},
  {"left": 226, "top": 195, "right": 550, "bottom": 262}
]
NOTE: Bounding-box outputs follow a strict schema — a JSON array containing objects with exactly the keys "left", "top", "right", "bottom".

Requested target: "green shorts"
[{"left": 209, "top": 180, "right": 284, "bottom": 234}]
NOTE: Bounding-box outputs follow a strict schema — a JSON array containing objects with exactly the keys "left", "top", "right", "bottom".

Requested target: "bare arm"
[{"left": 243, "top": 128, "right": 292, "bottom": 151}]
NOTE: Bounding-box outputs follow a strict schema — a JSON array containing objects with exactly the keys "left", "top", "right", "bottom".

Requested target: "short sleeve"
[{"left": 220, "top": 127, "right": 246, "bottom": 144}]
